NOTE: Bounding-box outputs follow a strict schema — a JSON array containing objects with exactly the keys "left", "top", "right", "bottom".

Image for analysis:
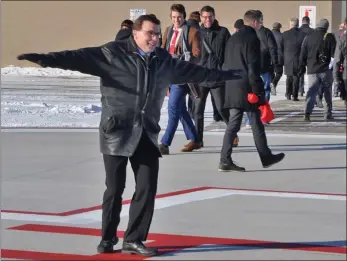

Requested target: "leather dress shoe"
[
  {"left": 122, "top": 241, "right": 158, "bottom": 256},
  {"left": 97, "top": 236, "right": 119, "bottom": 253}
]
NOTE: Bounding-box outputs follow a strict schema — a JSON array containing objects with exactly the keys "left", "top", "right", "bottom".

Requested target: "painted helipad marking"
[
  {"left": 2, "top": 187, "right": 345, "bottom": 224},
  {"left": 4, "top": 224, "right": 346, "bottom": 259}
]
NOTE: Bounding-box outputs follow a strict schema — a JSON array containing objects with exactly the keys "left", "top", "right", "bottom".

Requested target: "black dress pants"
[
  {"left": 286, "top": 75, "right": 300, "bottom": 98},
  {"left": 101, "top": 132, "right": 159, "bottom": 242},
  {"left": 193, "top": 86, "right": 229, "bottom": 143},
  {"left": 220, "top": 108, "right": 271, "bottom": 164}
]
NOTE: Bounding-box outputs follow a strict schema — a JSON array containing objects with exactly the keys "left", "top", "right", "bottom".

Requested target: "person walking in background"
[
  {"left": 299, "top": 18, "right": 337, "bottom": 121},
  {"left": 192, "top": 5, "right": 239, "bottom": 148},
  {"left": 159, "top": 4, "right": 202, "bottom": 154},
  {"left": 219, "top": 10, "right": 285, "bottom": 172},
  {"left": 233, "top": 19, "right": 244, "bottom": 33},
  {"left": 298, "top": 16, "right": 314, "bottom": 96},
  {"left": 333, "top": 18, "right": 347, "bottom": 106},
  {"left": 333, "top": 22, "right": 346, "bottom": 98},
  {"left": 281, "top": 18, "right": 306, "bottom": 101},
  {"left": 187, "top": 10, "right": 201, "bottom": 116},
  {"left": 270, "top": 22, "right": 284, "bottom": 96},
  {"left": 244, "top": 10, "right": 279, "bottom": 127}
]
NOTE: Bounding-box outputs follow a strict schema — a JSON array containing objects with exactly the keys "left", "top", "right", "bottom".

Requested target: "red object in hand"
[
  {"left": 259, "top": 102, "right": 275, "bottom": 123},
  {"left": 247, "top": 93, "right": 259, "bottom": 104}
]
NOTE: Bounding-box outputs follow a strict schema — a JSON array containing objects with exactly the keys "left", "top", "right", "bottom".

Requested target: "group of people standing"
[{"left": 16, "top": 3, "right": 346, "bottom": 257}]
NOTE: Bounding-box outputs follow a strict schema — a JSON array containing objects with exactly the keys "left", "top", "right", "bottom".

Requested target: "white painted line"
[
  {"left": 1, "top": 189, "right": 345, "bottom": 225},
  {"left": 1, "top": 128, "right": 346, "bottom": 139}
]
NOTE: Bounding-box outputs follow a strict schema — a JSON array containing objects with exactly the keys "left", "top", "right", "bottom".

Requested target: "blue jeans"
[
  {"left": 305, "top": 71, "right": 333, "bottom": 116},
  {"left": 161, "top": 85, "right": 197, "bottom": 146},
  {"left": 245, "top": 72, "right": 272, "bottom": 125}
]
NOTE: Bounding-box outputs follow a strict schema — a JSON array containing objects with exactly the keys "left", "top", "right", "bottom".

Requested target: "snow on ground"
[
  {"left": 1, "top": 66, "right": 289, "bottom": 128},
  {"left": 1, "top": 66, "right": 93, "bottom": 77}
]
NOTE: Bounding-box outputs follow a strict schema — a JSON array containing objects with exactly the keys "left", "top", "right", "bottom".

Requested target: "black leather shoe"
[
  {"left": 97, "top": 236, "right": 119, "bottom": 253},
  {"left": 122, "top": 241, "right": 158, "bottom": 256},
  {"left": 261, "top": 153, "right": 285, "bottom": 168},
  {"left": 218, "top": 162, "right": 246, "bottom": 172}
]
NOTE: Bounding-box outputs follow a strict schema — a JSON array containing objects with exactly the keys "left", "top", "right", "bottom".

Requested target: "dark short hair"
[
  {"left": 132, "top": 14, "right": 161, "bottom": 31},
  {"left": 244, "top": 10, "right": 261, "bottom": 23},
  {"left": 234, "top": 19, "right": 244, "bottom": 29},
  {"left": 121, "top": 19, "right": 134, "bottom": 29},
  {"left": 302, "top": 16, "right": 310, "bottom": 23},
  {"left": 170, "top": 4, "right": 186, "bottom": 19},
  {"left": 200, "top": 5, "right": 215, "bottom": 16}
]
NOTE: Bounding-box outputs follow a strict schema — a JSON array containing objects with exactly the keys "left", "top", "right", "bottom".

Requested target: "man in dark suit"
[
  {"left": 298, "top": 16, "right": 315, "bottom": 96},
  {"left": 17, "top": 14, "right": 242, "bottom": 256},
  {"left": 270, "top": 22, "right": 284, "bottom": 95},
  {"left": 281, "top": 18, "right": 307, "bottom": 101},
  {"left": 219, "top": 10, "right": 285, "bottom": 172}
]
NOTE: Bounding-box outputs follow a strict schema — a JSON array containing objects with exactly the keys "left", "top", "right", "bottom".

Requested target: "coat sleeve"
[
  {"left": 299, "top": 36, "right": 308, "bottom": 68},
  {"left": 245, "top": 37, "right": 265, "bottom": 95},
  {"left": 161, "top": 27, "right": 169, "bottom": 49},
  {"left": 278, "top": 34, "right": 284, "bottom": 66},
  {"left": 219, "top": 28, "right": 231, "bottom": 66},
  {"left": 333, "top": 38, "right": 344, "bottom": 81},
  {"left": 168, "top": 56, "right": 241, "bottom": 86},
  {"left": 266, "top": 29, "right": 279, "bottom": 65},
  {"left": 18, "top": 46, "right": 110, "bottom": 77},
  {"left": 328, "top": 33, "right": 337, "bottom": 58}
]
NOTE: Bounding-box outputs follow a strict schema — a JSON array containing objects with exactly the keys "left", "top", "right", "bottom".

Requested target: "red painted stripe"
[
  {"left": 1, "top": 249, "right": 93, "bottom": 260},
  {"left": 8, "top": 224, "right": 346, "bottom": 255},
  {"left": 2, "top": 186, "right": 211, "bottom": 216},
  {"left": 209, "top": 186, "right": 347, "bottom": 196},
  {"left": 1, "top": 249, "right": 146, "bottom": 260}
]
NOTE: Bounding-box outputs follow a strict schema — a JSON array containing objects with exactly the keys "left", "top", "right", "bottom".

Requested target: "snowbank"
[{"left": 1, "top": 66, "right": 94, "bottom": 77}]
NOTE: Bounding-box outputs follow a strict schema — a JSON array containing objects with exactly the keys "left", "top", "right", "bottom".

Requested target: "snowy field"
[{"left": 1, "top": 66, "right": 289, "bottom": 129}]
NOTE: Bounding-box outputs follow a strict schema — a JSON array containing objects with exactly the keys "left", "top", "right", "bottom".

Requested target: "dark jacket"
[
  {"left": 281, "top": 27, "right": 307, "bottom": 76},
  {"left": 299, "top": 24, "right": 314, "bottom": 36},
  {"left": 299, "top": 27, "right": 337, "bottom": 74},
  {"left": 198, "top": 21, "right": 231, "bottom": 87},
  {"left": 21, "top": 37, "right": 239, "bottom": 156},
  {"left": 272, "top": 29, "right": 284, "bottom": 65},
  {"left": 115, "top": 28, "right": 132, "bottom": 41},
  {"left": 333, "top": 30, "right": 347, "bottom": 80},
  {"left": 256, "top": 26, "right": 279, "bottom": 73},
  {"left": 222, "top": 25, "right": 265, "bottom": 111}
]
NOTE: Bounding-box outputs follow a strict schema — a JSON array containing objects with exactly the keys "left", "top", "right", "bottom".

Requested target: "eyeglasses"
[
  {"left": 201, "top": 15, "right": 214, "bottom": 20},
  {"left": 140, "top": 30, "right": 161, "bottom": 38}
]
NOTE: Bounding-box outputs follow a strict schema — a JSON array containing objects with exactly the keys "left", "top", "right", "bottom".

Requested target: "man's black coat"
[
  {"left": 18, "top": 37, "right": 240, "bottom": 156},
  {"left": 222, "top": 25, "right": 265, "bottom": 111}
]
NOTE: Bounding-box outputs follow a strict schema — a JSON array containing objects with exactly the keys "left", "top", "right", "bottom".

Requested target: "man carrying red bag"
[
  {"left": 248, "top": 93, "right": 275, "bottom": 123},
  {"left": 218, "top": 10, "right": 285, "bottom": 172}
]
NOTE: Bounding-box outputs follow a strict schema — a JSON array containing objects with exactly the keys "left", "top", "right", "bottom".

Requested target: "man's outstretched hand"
[{"left": 17, "top": 53, "right": 47, "bottom": 67}]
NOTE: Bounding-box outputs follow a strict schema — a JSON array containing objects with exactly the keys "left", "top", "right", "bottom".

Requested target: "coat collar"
[{"left": 124, "top": 36, "right": 156, "bottom": 58}]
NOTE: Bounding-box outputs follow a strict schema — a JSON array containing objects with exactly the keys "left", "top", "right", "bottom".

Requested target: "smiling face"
[
  {"left": 133, "top": 21, "right": 160, "bottom": 53},
  {"left": 200, "top": 11, "right": 215, "bottom": 29},
  {"left": 170, "top": 11, "right": 185, "bottom": 29}
]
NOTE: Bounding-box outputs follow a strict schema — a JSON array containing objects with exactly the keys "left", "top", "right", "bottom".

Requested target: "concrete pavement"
[{"left": 1, "top": 129, "right": 346, "bottom": 260}]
